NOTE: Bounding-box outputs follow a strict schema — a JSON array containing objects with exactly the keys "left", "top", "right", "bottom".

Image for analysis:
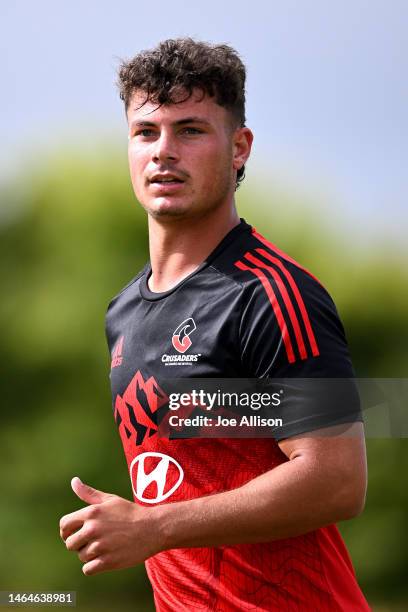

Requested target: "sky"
[{"left": 1, "top": 0, "right": 407, "bottom": 244}]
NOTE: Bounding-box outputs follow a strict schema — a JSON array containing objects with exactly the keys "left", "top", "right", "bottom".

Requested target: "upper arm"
[
  {"left": 237, "top": 256, "right": 367, "bottom": 516},
  {"left": 278, "top": 422, "right": 368, "bottom": 516}
]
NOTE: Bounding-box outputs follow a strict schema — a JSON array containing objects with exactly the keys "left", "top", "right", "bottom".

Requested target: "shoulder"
[
  {"left": 106, "top": 263, "right": 149, "bottom": 313},
  {"left": 212, "top": 222, "right": 324, "bottom": 288},
  {"left": 215, "top": 224, "right": 351, "bottom": 373},
  {"left": 212, "top": 222, "right": 337, "bottom": 322}
]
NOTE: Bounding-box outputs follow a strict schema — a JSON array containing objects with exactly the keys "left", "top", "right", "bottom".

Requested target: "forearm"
[{"left": 154, "top": 453, "right": 364, "bottom": 551}]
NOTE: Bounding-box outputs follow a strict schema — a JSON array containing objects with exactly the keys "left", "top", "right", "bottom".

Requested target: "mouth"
[{"left": 149, "top": 174, "right": 185, "bottom": 185}]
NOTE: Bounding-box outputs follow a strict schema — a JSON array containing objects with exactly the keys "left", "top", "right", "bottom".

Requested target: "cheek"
[
  {"left": 195, "top": 145, "right": 230, "bottom": 181},
  {"left": 204, "top": 146, "right": 232, "bottom": 184},
  {"left": 128, "top": 151, "right": 145, "bottom": 185}
]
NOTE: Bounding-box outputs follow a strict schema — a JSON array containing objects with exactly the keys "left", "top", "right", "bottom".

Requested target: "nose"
[{"left": 152, "top": 129, "right": 179, "bottom": 164}]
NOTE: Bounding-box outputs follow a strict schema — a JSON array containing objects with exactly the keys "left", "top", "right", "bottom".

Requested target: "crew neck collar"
[{"left": 139, "top": 218, "right": 251, "bottom": 302}]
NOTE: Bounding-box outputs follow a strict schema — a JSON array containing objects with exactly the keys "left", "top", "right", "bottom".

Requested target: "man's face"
[{"left": 127, "top": 89, "right": 249, "bottom": 221}]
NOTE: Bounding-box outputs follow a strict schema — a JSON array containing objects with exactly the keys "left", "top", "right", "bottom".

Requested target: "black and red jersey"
[{"left": 105, "top": 219, "right": 369, "bottom": 611}]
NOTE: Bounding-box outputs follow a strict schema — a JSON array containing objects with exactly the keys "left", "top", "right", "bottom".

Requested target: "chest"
[{"left": 108, "top": 276, "right": 244, "bottom": 402}]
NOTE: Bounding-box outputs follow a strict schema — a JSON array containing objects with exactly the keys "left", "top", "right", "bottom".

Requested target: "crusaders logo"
[{"left": 172, "top": 318, "right": 196, "bottom": 353}]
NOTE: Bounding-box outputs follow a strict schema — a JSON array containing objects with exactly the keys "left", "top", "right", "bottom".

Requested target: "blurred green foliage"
[{"left": 0, "top": 148, "right": 407, "bottom": 611}]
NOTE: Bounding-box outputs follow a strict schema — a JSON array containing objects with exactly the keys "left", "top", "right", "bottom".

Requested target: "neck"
[{"left": 147, "top": 204, "right": 240, "bottom": 293}]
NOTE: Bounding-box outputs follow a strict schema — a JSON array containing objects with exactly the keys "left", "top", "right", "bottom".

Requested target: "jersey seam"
[
  {"left": 237, "top": 285, "right": 247, "bottom": 371},
  {"left": 106, "top": 266, "right": 148, "bottom": 309},
  {"left": 208, "top": 264, "right": 246, "bottom": 289},
  {"left": 207, "top": 265, "right": 246, "bottom": 372}
]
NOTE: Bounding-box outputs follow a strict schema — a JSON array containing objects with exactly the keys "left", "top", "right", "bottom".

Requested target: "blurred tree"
[{"left": 0, "top": 149, "right": 407, "bottom": 610}]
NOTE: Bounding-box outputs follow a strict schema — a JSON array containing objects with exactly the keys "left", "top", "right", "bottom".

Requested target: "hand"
[{"left": 59, "top": 477, "right": 161, "bottom": 576}]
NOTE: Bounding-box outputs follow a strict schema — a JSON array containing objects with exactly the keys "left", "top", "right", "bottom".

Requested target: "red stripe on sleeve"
[
  {"left": 252, "top": 228, "right": 323, "bottom": 287},
  {"left": 235, "top": 260, "right": 296, "bottom": 364},
  {"left": 244, "top": 252, "right": 308, "bottom": 360},
  {"left": 255, "top": 248, "right": 320, "bottom": 357}
]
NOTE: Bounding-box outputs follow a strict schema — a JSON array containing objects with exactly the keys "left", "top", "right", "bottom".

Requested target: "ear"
[{"left": 232, "top": 127, "right": 254, "bottom": 172}]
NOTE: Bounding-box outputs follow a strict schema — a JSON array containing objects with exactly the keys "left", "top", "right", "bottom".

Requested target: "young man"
[{"left": 60, "top": 39, "right": 370, "bottom": 610}]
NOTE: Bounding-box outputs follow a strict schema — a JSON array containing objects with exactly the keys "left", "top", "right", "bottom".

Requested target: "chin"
[
  {"left": 148, "top": 205, "right": 190, "bottom": 220},
  {"left": 147, "top": 198, "right": 192, "bottom": 218}
]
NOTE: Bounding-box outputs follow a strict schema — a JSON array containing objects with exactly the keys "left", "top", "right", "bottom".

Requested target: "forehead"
[{"left": 127, "top": 89, "right": 230, "bottom": 125}]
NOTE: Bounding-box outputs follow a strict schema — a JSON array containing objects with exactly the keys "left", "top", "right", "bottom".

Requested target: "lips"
[
  {"left": 150, "top": 173, "right": 185, "bottom": 184},
  {"left": 148, "top": 173, "right": 186, "bottom": 194}
]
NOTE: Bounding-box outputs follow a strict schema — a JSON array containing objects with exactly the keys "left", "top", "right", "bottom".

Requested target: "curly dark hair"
[{"left": 117, "top": 38, "right": 247, "bottom": 188}]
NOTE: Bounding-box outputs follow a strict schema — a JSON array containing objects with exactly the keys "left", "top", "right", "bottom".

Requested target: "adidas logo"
[{"left": 111, "top": 335, "right": 124, "bottom": 369}]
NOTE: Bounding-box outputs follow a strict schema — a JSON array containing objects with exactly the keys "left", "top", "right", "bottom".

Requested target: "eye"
[
  {"left": 181, "top": 127, "right": 203, "bottom": 135},
  {"left": 134, "top": 128, "right": 155, "bottom": 138}
]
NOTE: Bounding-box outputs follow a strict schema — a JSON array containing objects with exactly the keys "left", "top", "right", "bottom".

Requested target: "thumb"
[{"left": 71, "top": 477, "right": 114, "bottom": 505}]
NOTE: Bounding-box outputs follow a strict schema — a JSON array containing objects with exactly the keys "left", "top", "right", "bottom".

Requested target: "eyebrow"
[{"left": 130, "top": 116, "right": 212, "bottom": 129}]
